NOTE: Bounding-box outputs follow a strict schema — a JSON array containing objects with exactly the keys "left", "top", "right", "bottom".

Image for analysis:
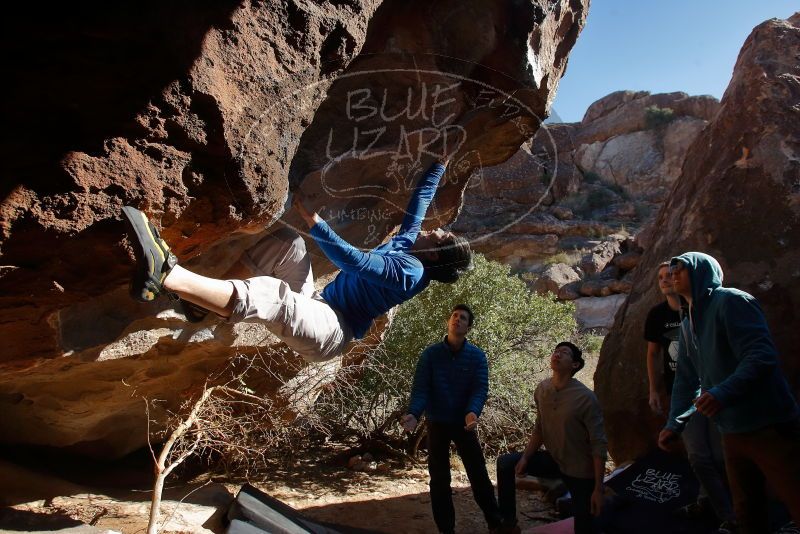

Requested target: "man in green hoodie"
[{"left": 657, "top": 252, "right": 800, "bottom": 533}]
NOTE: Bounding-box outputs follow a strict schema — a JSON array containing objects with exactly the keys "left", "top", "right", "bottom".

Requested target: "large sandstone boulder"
[
  {"left": 580, "top": 90, "right": 650, "bottom": 124},
  {"left": 452, "top": 209, "right": 613, "bottom": 269},
  {"left": 532, "top": 263, "right": 581, "bottom": 295},
  {"left": 0, "top": 0, "right": 589, "bottom": 456},
  {"left": 595, "top": 13, "right": 800, "bottom": 462},
  {"left": 574, "top": 116, "right": 707, "bottom": 200},
  {"left": 573, "top": 294, "right": 627, "bottom": 330},
  {"left": 580, "top": 240, "right": 620, "bottom": 275}
]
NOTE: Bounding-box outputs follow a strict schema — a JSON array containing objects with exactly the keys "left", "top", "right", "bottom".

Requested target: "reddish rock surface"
[
  {"left": 595, "top": 12, "right": 800, "bottom": 462},
  {"left": 0, "top": 0, "right": 588, "bottom": 456}
]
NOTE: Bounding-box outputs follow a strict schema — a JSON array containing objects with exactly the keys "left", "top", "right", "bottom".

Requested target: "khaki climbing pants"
[{"left": 228, "top": 227, "right": 353, "bottom": 362}]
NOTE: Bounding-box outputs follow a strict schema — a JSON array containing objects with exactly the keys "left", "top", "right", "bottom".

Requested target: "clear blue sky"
[{"left": 551, "top": 1, "right": 798, "bottom": 123}]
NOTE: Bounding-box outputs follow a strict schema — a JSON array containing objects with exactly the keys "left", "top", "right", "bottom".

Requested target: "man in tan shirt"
[{"left": 496, "top": 341, "right": 607, "bottom": 534}]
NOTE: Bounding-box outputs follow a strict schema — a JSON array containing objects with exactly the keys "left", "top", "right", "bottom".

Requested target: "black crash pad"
[
  {"left": 602, "top": 448, "right": 707, "bottom": 534},
  {"left": 602, "top": 448, "right": 796, "bottom": 534},
  {"left": 227, "top": 484, "right": 341, "bottom": 534}
]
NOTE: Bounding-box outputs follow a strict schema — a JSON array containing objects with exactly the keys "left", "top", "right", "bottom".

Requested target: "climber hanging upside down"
[{"left": 121, "top": 152, "right": 472, "bottom": 363}]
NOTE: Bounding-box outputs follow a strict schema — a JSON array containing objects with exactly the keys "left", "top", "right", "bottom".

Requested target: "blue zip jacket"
[
  {"left": 666, "top": 252, "right": 799, "bottom": 434},
  {"left": 310, "top": 163, "right": 445, "bottom": 339},
  {"left": 407, "top": 337, "right": 489, "bottom": 424}
]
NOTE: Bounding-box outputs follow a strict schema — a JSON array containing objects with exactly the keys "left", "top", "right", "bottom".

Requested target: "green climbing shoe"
[{"left": 121, "top": 206, "right": 177, "bottom": 302}]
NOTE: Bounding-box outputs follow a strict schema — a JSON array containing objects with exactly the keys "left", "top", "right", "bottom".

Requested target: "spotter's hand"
[
  {"left": 694, "top": 392, "right": 723, "bottom": 417},
  {"left": 400, "top": 414, "right": 418, "bottom": 433},
  {"left": 657, "top": 428, "right": 680, "bottom": 452},
  {"left": 464, "top": 412, "right": 478, "bottom": 432}
]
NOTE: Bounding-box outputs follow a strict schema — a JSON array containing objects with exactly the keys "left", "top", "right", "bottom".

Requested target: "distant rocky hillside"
[
  {"left": 454, "top": 90, "right": 719, "bottom": 269},
  {"left": 452, "top": 90, "right": 719, "bottom": 329}
]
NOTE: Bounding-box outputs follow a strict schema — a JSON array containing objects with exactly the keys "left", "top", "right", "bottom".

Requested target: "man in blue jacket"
[
  {"left": 401, "top": 304, "right": 502, "bottom": 534},
  {"left": 120, "top": 151, "right": 471, "bottom": 363},
  {"left": 658, "top": 252, "right": 800, "bottom": 533}
]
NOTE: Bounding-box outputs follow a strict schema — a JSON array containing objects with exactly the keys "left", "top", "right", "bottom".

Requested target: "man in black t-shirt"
[{"left": 644, "top": 262, "right": 682, "bottom": 415}]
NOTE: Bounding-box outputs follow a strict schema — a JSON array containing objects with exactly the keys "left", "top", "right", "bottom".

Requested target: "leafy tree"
[{"left": 317, "top": 254, "right": 579, "bottom": 454}]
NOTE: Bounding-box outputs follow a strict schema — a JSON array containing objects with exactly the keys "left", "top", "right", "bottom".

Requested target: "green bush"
[
  {"left": 577, "top": 333, "right": 605, "bottom": 355},
  {"left": 645, "top": 105, "right": 676, "bottom": 129},
  {"left": 586, "top": 188, "right": 617, "bottom": 210},
  {"left": 542, "top": 251, "right": 572, "bottom": 266},
  {"left": 562, "top": 184, "right": 627, "bottom": 219},
  {"left": 316, "top": 255, "right": 579, "bottom": 454},
  {"left": 542, "top": 250, "right": 581, "bottom": 267}
]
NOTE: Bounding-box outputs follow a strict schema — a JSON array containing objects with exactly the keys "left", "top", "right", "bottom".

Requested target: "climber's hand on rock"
[{"left": 293, "top": 191, "right": 320, "bottom": 228}]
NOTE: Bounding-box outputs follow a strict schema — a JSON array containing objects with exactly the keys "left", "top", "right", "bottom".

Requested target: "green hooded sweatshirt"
[{"left": 665, "top": 252, "right": 799, "bottom": 434}]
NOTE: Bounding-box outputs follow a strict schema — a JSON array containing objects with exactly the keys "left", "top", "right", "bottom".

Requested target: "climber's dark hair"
[{"left": 425, "top": 235, "right": 473, "bottom": 284}]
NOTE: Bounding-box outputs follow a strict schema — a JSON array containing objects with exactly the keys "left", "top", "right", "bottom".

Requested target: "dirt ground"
[
  {"left": 254, "top": 453, "right": 561, "bottom": 533},
  {"left": 0, "top": 355, "right": 600, "bottom": 533},
  {"left": 0, "top": 446, "right": 561, "bottom": 534}
]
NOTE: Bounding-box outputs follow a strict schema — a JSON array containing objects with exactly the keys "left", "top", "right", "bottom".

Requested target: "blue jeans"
[
  {"left": 682, "top": 413, "right": 734, "bottom": 522},
  {"left": 497, "top": 451, "right": 596, "bottom": 534}
]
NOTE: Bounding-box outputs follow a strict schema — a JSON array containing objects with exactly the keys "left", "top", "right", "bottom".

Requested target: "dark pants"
[
  {"left": 427, "top": 421, "right": 501, "bottom": 533},
  {"left": 497, "top": 451, "right": 596, "bottom": 534},
  {"left": 721, "top": 418, "right": 800, "bottom": 534}
]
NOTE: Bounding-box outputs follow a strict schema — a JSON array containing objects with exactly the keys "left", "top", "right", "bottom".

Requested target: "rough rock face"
[
  {"left": 538, "top": 90, "right": 719, "bottom": 205},
  {"left": 573, "top": 294, "right": 626, "bottom": 330},
  {"left": 595, "top": 13, "right": 800, "bottom": 462},
  {"left": 569, "top": 90, "right": 718, "bottom": 204},
  {"left": 0, "top": 0, "right": 588, "bottom": 456},
  {"left": 532, "top": 263, "right": 581, "bottom": 295},
  {"left": 452, "top": 90, "right": 719, "bottom": 272},
  {"left": 575, "top": 118, "right": 699, "bottom": 200}
]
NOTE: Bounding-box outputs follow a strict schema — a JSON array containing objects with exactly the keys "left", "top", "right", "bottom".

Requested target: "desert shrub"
[
  {"left": 589, "top": 225, "right": 605, "bottom": 238},
  {"left": 645, "top": 105, "right": 676, "bottom": 129},
  {"left": 586, "top": 187, "right": 618, "bottom": 211},
  {"left": 542, "top": 251, "right": 572, "bottom": 266},
  {"left": 315, "top": 254, "right": 579, "bottom": 454},
  {"left": 563, "top": 184, "right": 627, "bottom": 219},
  {"left": 542, "top": 250, "right": 581, "bottom": 267},
  {"left": 577, "top": 332, "right": 605, "bottom": 355}
]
